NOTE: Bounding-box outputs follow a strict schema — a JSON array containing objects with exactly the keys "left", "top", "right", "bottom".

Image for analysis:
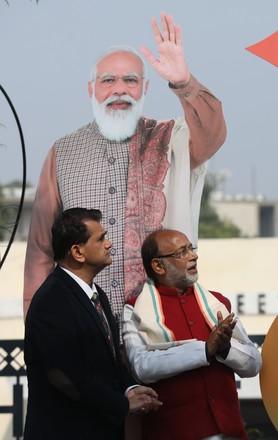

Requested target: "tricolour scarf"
[{"left": 133, "top": 281, "right": 246, "bottom": 349}]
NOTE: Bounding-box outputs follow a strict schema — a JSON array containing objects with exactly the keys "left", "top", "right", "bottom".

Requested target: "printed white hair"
[{"left": 90, "top": 44, "right": 147, "bottom": 81}]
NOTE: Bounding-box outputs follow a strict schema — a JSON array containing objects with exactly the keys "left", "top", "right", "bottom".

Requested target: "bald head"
[{"left": 141, "top": 229, "right": 199, "bottom": 293}]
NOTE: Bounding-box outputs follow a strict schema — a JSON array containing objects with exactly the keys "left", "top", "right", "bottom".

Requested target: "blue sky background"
[{"left": 1, "top": 0, "right": 278, "bottom": 199}]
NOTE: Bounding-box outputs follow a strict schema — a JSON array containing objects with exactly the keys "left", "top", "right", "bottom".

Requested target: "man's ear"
[
  {"left": 88, "top": 81, "right": 93, "bottom": 98},
  {"left": 151, "top": 258, "right": 165, "bottom": 276},
  {"left": 70, "top": 245, "right": 85, "bottom": 263}
]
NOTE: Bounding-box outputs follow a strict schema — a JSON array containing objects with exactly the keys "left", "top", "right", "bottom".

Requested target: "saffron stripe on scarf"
[
  {"left": 194, "top": 283, "right": 218, "bottom": 329},
  {"left": 133, "top": 282, "right": 247, "bottom": 349}
]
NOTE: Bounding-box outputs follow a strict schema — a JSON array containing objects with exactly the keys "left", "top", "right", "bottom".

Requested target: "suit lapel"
[{"left": 54, "top": 267, "right": 118, "bottom": 361}]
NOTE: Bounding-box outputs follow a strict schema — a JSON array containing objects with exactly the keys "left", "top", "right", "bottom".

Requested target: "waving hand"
[{"left": 140, "top": 11, "right": 190, "bottom": 85}]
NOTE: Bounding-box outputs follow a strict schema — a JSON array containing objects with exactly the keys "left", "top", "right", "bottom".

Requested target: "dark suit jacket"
[{"left": 24, "top": 266, "right": 135, "bottom": 440}]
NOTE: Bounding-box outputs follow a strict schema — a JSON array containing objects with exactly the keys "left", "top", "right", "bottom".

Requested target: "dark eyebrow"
[{"left": 98, "top": 230, "right": 107, "bottom": 241}]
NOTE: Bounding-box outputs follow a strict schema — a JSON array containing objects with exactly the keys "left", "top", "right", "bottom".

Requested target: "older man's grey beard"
[
  {"left": 163, "top": 259, "right": 199, "bottom": 290},
  {"left": 175, "top": 272, "right": 198, "bottom": 291},
  {"left": 91, "top": 93, "right": 145, "bottom": 141},
  {"left": 185, "top": 272, "right": 199, "bottom": 286}
]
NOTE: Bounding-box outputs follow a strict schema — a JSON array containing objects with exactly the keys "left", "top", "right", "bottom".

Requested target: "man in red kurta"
[{"left": 122, "top": 229, "right": 262, "bottom": 440}]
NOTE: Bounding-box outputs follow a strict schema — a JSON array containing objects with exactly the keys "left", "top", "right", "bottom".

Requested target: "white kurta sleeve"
[
  {"left": 215, "top": 318, "right": 262, "bottom": 378},
  {"left": 122, "top": 304, "right": 209, "bottom": 384}
]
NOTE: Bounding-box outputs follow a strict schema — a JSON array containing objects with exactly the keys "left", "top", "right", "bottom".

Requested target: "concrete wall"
[
  {"left": 211, "top": 197, "right": 278, "bottom": 238},
  {"left": 1, "top": 238, "right": 277, "bottom": 337},
  {"left": 211, "top": 200, "right": 259, "bottom": 237}
]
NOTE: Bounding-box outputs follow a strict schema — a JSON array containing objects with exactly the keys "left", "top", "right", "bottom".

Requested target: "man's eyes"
[
  {"left": 102, "top": 77, "right": 115, "bottom": 83},
  {"left": 101, "top": 76, "right": 138, "bottom": 84},
  {"left": 124, "top": 77, "right": 138, "bottom": 84}
]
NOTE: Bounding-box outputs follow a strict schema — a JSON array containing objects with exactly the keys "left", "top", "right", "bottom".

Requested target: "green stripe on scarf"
[
  {"left": 196, "top": 283, "right": 217, "bottom": 326},
  {"left": 148, "top": 282, "right": 171, "bottom": 342}
]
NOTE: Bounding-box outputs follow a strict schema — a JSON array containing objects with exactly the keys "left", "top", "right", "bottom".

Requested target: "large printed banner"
[{"left": 225, "top": 291, "right": 278, "bottom": 315}]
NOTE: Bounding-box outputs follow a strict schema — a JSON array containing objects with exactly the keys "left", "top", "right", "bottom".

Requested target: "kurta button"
[
  {"left": 108, "top": 157, "right": 115, "bottom": 164},
  {"left": 110, "top": 247, "right": 116, "bottom": 255},
  {"left": 109, "top": 187, "right": 116, "bottom": 194},
  {"left": 188, "top": 320, "right": 194, "bottom": 326},
  {"left": 111, "top": 279, "right": 118, "bottom": 288},
  {"left": 109, "top": 218, "right": 116, "bottom": 225}
]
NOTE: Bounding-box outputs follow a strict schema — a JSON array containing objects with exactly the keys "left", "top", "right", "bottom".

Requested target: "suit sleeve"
[{"left": 25, "top": 284, "right": 130, "bottom": 426}]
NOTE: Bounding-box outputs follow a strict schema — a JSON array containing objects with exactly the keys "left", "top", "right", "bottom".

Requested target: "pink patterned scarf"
[{"left": 124, "top": 118, "right": 175, "bottom": 299}]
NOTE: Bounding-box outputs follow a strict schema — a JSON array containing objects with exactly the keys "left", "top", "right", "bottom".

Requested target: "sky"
[{"left": 1, "top": 0, "right": 278, "bottom": 199}]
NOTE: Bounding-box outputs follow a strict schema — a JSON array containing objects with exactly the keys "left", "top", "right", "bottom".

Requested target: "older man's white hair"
[{"left": 90, "top": 44, "right": 148, "bottom": 82}]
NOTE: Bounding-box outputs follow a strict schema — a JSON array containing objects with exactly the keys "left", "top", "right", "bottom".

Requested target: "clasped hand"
[
  {"left": 127, "top": 385, "right": 163, "bottom": 414},
  {"left": 206, "top": 311, "right": 237, "bottom": 358}
]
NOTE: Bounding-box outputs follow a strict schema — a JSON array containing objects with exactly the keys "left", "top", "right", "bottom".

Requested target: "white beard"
[
  {"left": 185, "top": 272, "right": 199, "bottom": 286},
  {"left": 91, "top": 93, "right": 145, "bottom": 141}
]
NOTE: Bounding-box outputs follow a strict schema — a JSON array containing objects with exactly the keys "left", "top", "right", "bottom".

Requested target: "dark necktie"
[{"left": 91, "top": 291, "right": 116, "bottom": 357}]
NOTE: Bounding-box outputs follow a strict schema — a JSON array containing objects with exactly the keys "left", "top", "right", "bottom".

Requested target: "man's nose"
[
  {"left": 190, "top": 249, "right": 198, "bottom": 259},
  {"left": 105, "top": 239, "right": 112, "bottom": 248},
  {"left": 112, "top": 77, "right": 128, "bottom": 94}
]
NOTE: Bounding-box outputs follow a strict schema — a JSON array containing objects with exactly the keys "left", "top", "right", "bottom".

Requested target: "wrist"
[
  {"left": 217, "top": 343, "right": 231, "bottom": 360},
  {"left": 169, "top": 76, "right": 191, "bottom": 89},
  {"left": 205, "top": 342, "right": 213, "bottom": 363}
]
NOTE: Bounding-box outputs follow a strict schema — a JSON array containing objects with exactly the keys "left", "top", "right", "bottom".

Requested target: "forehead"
[
  {"left": 96, "top": 51, "right": 143, "bottom": 76},
  {"left": 83, "top": 220, "right": 104, "bottom": 239},
  {"left": 157, "top": 231, "right": 190, "bottom": 253}
]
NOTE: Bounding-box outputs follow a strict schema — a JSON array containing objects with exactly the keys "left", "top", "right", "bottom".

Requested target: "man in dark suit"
[{"left": 24, "top": 207, "right": 161, "bottom": 440}]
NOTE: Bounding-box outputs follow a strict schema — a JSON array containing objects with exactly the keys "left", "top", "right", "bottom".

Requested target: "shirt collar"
[{"left": 59, "top": 266, "right": 96, "bottom": 300}]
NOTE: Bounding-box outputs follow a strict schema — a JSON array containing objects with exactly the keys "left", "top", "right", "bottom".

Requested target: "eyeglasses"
[
  {"left": 95, "top": 74, "right": 144, "bottom": 88},
  {"left": 155, "top": 244, "right": 198, "bottom": 260}
]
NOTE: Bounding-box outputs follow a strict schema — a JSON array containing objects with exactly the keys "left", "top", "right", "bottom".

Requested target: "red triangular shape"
[{"left": 246, "top": 31, "right": 278, "bottom": 68}]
